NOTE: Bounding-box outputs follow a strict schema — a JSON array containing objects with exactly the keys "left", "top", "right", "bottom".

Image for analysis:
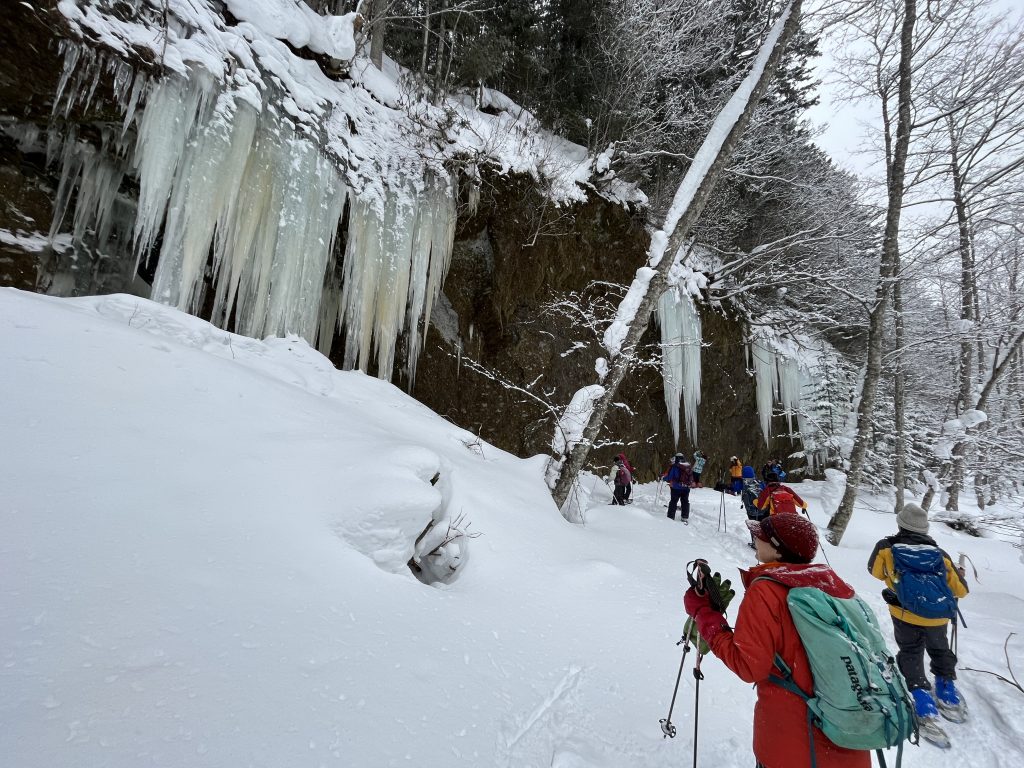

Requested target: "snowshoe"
[
  {"left": 935, "top": 676, "right": 968, "bottom": 724},
  {"left": 682, "top": 519, "right": 690, "bottom": 526},
  {"left": 918, "top": 716, "right": 952, "bottom": 749}
]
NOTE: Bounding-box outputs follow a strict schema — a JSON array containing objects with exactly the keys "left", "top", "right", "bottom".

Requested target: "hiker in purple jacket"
[{"left": 662, "top": 453, "right": 694, "bottom": 523}]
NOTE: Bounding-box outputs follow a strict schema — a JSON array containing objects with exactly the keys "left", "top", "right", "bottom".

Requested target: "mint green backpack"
[{"left": 757, "top": 579, "right": 918, "bottom": 768}]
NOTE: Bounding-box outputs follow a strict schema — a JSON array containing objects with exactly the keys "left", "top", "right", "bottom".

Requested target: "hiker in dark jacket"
[
  {"left": 616, "top": 452, "right": 636, "bottom": 502},
  {"left": 868, "top": 502, "right": 969, "bottom": 736},
  {"left": 761, "top": 458, "right": 786, "bottom": 483},
  {"left": 740, "top": 465, "right": 765, "bottom": 548},
  {"left": 610, "top": 457, "right": 632, "bottom": 506},
  {"left": 754, "top": 472, "right": 807, "bottom": 516},
  {"left": 662, "top": 453, "right": 694, "bottom": 523},
  {"left": 684, "top": 514, "right": 869, "bottom": 768}
]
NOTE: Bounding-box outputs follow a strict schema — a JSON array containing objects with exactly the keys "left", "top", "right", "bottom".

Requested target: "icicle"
[
  {"left": 151, "top": 92, "right": 258, "bottom": 312},
  {"left": 340, "top": 194, "right": 385, "bottom": 372},
  {"left": 263, "top": 141, "right": 346, "bottom": 340},
  {"left": 777, "top": 355, "right": 802, "bottom": 439},
  {"left": 656, "top": 287, "right": 702, "bottom": 445},
  {"left": 48, "top": 127, "right": 84, "bottom": 241},
  {"left": 372, "top": 191, "right": 416, "bottom": 381},
  {"left": 53, "top": 40, "right": 82, "bottom": 118},
  {"left": 406, "top": 179, "right": 456, "bottom": 386},
  {"left": 751, "top": 341, "right": 778, "bottom": 445},
  {"left": 133, "top": 71, "right": 215, "bottom": 261}
]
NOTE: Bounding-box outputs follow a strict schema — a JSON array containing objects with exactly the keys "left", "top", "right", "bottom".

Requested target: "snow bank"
[{"left": 3, "top": 288, "right": 1023, "bottom": 767}]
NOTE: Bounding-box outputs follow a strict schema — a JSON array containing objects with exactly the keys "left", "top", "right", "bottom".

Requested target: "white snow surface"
[
  {"left": 3, "top": 288, "right": 1024, "bottom": 768},
  {"left": 223, "top": 0, "right": 357, "bottom": 62},
  {"left": 552, "top": 385, "right": 607, "bottom": 457}
]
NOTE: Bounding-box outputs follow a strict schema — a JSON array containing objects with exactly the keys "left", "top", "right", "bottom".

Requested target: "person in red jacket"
[
  {"left": 754, "top": 471, "right": 808, "bottom": 516},
  {"left": 683, "top": 514, "right": 870, "bottom": 768}
]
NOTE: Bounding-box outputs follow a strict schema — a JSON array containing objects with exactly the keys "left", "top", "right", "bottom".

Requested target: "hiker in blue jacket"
[{"left": 662, "top": 453, "right": 694, "bottom": 523}]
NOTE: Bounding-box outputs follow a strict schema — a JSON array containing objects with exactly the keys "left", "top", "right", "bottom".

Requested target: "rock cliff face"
[
  {"left": 403, "top": 175, "right": 792, "bottom": 483},
  {"left": 0, "top": 4, "right": 801, "bottom": 485}
]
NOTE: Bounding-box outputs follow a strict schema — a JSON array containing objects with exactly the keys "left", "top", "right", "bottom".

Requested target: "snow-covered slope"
[{"left": 2, "top": 288, "right": 1022, "bottom": 767}]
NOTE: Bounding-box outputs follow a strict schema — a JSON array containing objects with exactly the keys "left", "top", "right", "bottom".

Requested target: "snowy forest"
[{"left": 2, "top": 1, "right": 1024, "bottom": 766}]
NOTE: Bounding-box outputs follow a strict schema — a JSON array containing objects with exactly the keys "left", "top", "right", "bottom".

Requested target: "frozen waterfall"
[
  {"left": 46, "top": 47, "right": 456, "bottom": 385},
  {"left": 657, "top": 288, "right": 702, "bottom": 446}
]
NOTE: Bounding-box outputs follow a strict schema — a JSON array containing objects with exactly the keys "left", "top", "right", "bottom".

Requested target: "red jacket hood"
[{"left": 739, "top": 562, "right": 855, "bottom": 599}]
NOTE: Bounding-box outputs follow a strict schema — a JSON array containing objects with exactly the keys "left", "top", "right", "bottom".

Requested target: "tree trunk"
[
  {"left": 551, "top": 0, "right": 805, "bottom": 512},
  {"left": 893, "top": 277, "right": 906, "bottom": 513},
  {"left": 433, "top": 0, "right": 448, "bottom": 101},
  {"left": 420, "top": 1, "right": 431, "bottom": 80},
  {"left": 828, "top": 0, "right": 918, "bottom": 545},
  {"left": 944, "top": 123, "right": 975, "bottom": 512},
  {"left": 370, "top": 0, "right": 386, "bottom": 70}
]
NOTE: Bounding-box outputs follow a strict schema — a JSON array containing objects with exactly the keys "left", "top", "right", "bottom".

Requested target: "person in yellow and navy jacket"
[{"left": 867, "top": 502, "right": 969, "bottom": 744}]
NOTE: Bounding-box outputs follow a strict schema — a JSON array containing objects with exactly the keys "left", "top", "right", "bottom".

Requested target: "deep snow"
[{"left": 2, "top": 288, "right": 1023, "bottom": 767}]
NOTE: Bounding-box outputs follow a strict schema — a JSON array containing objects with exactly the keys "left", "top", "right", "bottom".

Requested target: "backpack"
[
  {"left": 741, "top": 478, "right": 762, "bottom": 517},
  {"left": 757, "top": 579, "right": 917, "bottom": 767},
  {"left": 890, "top": 544, "right": 958, "bottom": 620},
  {"left": 768, "top": 486, "right": 797, "bottom": 515}
]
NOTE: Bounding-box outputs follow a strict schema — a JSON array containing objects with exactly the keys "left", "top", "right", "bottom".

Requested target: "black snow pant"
[
  {"left": 892, "top": 616, "right": 957, "bottom": 689},
  {"left": 667, "top": 487, "right": 690, "bottom": 520},
  {"left": 612, "top": 484, "right": 628, "bottom": 505}
]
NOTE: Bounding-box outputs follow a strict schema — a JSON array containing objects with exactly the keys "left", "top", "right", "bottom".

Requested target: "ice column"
[
  {"left": 777, "top": 355, "right": 802, "bottom": 438},
  {"left": 657, "top": 287, "right": 702, "bottom": 445},
  {"left": 337, "top": 180, "right": 455, "bottom": 383},
  {"left": 750, "top": 341, "right": 778, "bottom": 445}
]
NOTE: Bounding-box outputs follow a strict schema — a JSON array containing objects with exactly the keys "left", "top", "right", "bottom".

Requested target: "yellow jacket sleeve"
[{"left": 943, "top": 555, "right": 970, "bottom": 599}]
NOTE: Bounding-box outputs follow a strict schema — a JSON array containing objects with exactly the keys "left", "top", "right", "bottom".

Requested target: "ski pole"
[
  {"left": 660, "top": 634, "right": 692, "bottom": 738},
  {"left": 692, "top": 650, "right": 706, "bottom": 768},
  {"left": 655, "top": 479, "right": 664, "bottom": 507}
]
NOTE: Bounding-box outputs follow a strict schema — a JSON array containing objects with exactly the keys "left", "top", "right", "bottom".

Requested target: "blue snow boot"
[
  {"left": 935, "top": 676, "right": 968, "bottom": 723},
  {"left": 912, "top": 688, "right": 939, "bottom": 719},
  {"left": 912, "top": 689, "right": 951, "bottom": 748}
]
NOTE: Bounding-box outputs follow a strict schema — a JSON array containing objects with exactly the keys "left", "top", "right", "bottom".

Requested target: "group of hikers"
[{"left": 609, "top": 449, "right": 972, "bottom": 765}]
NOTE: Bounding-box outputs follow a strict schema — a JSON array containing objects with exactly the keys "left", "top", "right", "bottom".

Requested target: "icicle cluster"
[
  {"left": 657, "top": 288, "right": 702, "bottom": 446},
  {"left": 48, "top": 43, "right": 455, "bottom": 383},
  {"left": 749, "top": 340, "right": 814, "bottom": 448}
]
